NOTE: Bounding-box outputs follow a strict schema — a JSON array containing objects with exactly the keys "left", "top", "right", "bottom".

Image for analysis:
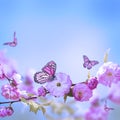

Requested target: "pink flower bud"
[{"left": 87, "top": 77, "right": 98, "bottom": 90}]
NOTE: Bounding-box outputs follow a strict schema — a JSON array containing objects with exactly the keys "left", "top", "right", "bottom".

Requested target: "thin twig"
[{"left": 0, "top": 96, "right": 38, "bottom": 105}]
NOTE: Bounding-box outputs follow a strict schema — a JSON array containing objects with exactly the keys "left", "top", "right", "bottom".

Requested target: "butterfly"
[
  {"left": 104, "top": 100, "right": 114, "bottom": 112},
  {"left": 34, "top": 60, "right": 56, "bottom": 84},
  {"left": 104, "top": 104, "right": 114, "bottom": 112},
  {"left": 83, "top": 55, "right": 99, "bottom": 70},
  {"left": 3, "top": 32, "right": 17, "bottom": 47}
]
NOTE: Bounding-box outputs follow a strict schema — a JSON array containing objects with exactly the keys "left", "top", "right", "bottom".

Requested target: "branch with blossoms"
[{"left": 0, "top": 39, "right": 120, "bottom": 120}]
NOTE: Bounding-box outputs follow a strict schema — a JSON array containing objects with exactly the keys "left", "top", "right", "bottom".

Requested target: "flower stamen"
[{"left": 56, "top": 82, "right": 61, "bottom": 87}]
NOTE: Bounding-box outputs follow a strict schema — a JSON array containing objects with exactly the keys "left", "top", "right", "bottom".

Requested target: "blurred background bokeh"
[{"left": 0, "top": 0, "right": 120, "bottom": 120}]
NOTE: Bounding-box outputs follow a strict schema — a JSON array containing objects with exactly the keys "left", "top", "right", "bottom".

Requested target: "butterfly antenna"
[{"left": 103, "top": 48, "right": 110, "bottom": 63}]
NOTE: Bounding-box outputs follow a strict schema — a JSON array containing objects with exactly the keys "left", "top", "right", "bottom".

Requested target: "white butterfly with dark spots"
[
  {"left": 34, "top": 60, "right": 56, "bottom": 84},
  {"left": 3, "top": 32, "right": 17, "bottom": 47},
  {"left": 83, "top": 55, "right": 99, "bottom": 70}
]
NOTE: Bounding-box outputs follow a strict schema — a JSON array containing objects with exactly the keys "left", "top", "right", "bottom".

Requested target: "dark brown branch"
[{"left": 0, "top": 96, "right": 37, "bottom": 105}]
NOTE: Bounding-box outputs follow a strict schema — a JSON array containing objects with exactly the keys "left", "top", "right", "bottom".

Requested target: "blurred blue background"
[{"left": 0, "top": 0, "right": 120, "bottom": 120}]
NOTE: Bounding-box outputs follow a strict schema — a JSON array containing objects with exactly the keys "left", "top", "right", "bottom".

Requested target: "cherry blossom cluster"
[
  {"left": 0, "top": 106, "right": 14, "bottom": 117},
  {"left": 0, "top": 49, "right": 120, "bottom": 120}
]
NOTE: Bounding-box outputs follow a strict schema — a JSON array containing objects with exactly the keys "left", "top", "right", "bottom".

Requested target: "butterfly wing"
[
  {"left": 34, "top": 72, "right": 50, "bottom": 84},
  {"left": 91, "top": 60, "right": 99, "bottom": 66},
  {"left": 42, "top": 60, "right": 56, "bottom": 76},
  {"left": 83, "top": 55, "right": 90, "bottom": 68},
  {"left": 86, "top": 63, "right": 93, "bottom": 70},
  {"left": 3, "top": 41, "right": 16, "bottom": 47},
  {"left": 34, "top": 61, "right": 56, "bottom": 84},
  {"left": 3, "top": 42, "right": 12, "bottom": 45},
  {"left": 83, "top": 55, "right": 99, "bottom": 70}
]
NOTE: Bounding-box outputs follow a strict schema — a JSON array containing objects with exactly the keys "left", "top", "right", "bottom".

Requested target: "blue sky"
[{"left": 0, "top": 0, "right": 120, "bottom": 120}]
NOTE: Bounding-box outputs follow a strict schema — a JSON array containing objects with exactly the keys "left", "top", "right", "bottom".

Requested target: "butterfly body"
[
  {"left": 83, "top": 55, "right": 99, "bottom": 70},
  {"left": 3, "top": 32, "right": 17, "bottom": 47},
  {"left": 34, "top": 61, "right": 56, "bottom": 84}
]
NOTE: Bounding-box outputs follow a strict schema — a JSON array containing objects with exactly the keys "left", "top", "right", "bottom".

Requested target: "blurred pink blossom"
[
  {"left": 97, "top": 62, "right": 120, "bottom": 87},
  {"left": 84, "top": 97, "right": 109, "bottom": 120},
  {"left": 72, "top": 83, "right": 93, "bottom": 101},
  {"left": 85, "top": 106, "right": 109, "bottom": 120},
  {"left": 108, "top": 82, "right": 120, "bottom": 104},
  {"left": 0, "top": 50, "right": 17, "bottom": 79},
  {"left": 19, "top": 69, "right": 36, "bottom": 95}
]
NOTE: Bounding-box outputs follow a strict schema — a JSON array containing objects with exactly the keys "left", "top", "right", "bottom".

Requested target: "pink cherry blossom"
[
  {"left": 85, "top": 106, "right": 109, "bottom": 120},
  {"left": 2, "top": 63, "right": 17, "bottom": 78},
  {"left": 1, "top": 84, "right": 20, "bottom": 100},
  {"left": 12, "top": 73, "right": 22, "bottom": 84},
  {"left": 0, "top": 50, "right": 17, "bottom": 79},
  {"left": 97, "top": 62, "right": 120, "bottom": 87},
  {"left": 46, "top": 72, "right": 72, "bottom": 97},
  {"left": 19, "top": 69, "right": 36, "bottom": 95},
  {"left": 6, "top": 107, "right": 14, "bottom": 116},
  {"left": 0, "top": 64, "right": 4, "bottom": 79},
  {"left": 108, "top": 82, "right": 120, "bottom": 104},
  {"left": 0, "top": 106, "right": 14, "bottom": 117},
  {"left": 114, "top": 66, "right": 120, "bottom": 82},
  {"left": 84, "top": 96, "right": 109, "bottom": 120},
  {"left": 0, "top": 107, "right": 7, "bottom": 117},
  {"left": 0, "top": 50, "right": 7, "bottom": 63},
  {"left": 37, "top": 86, "right": 46, "bottom": 97},
  {"left": 72, "top": 83, "right": 93, "bottom": 101}
]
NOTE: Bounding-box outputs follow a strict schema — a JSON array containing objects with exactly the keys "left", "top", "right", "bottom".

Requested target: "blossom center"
[
  {"left": 78, "top": 91, "right": 82, "bottom": 99},
  {"left": 56, "top": 82, "right": 61, "bottom": 87},
  {"left": 107, "top": 72, "right": 113, "bottom": 76}
]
